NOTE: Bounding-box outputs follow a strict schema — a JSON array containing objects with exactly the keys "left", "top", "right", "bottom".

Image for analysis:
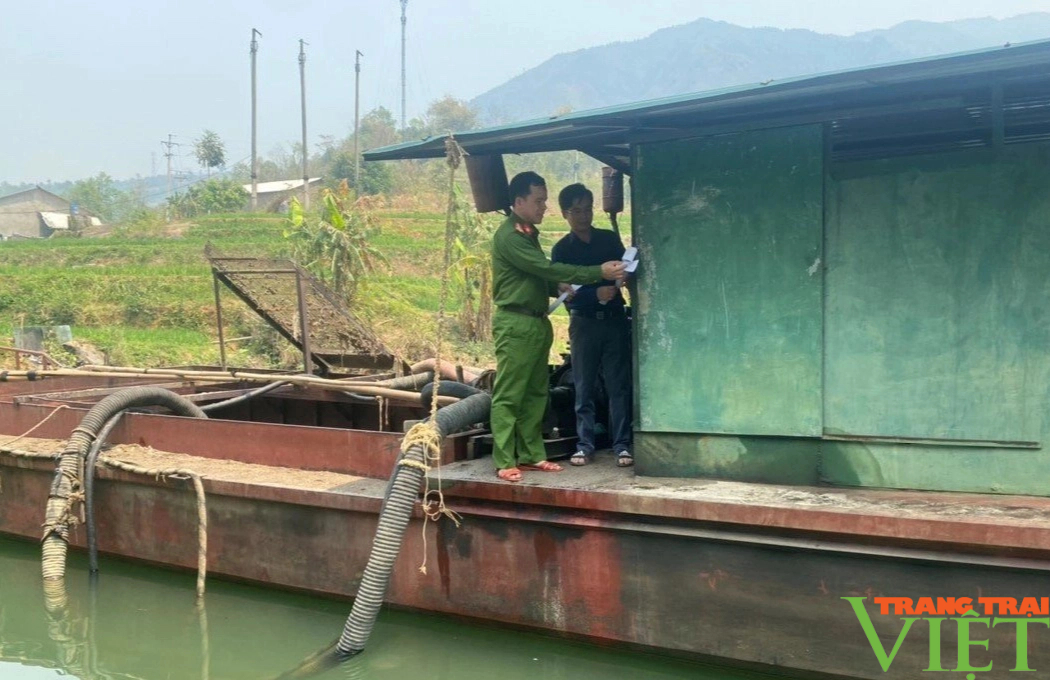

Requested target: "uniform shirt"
[
  {"left": 551, "top": 227, "right": 626, "bottom": 314},
  {"left": 491, "top": 212, "right": 603, "bottom": 315}
]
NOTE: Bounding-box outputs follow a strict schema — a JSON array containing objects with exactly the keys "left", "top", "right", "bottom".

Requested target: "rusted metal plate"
[
  {"left": 2, "top": 458, "right": 1048, "bottom": 678},
  {"left": 0, "top": 402, "right": 462, "bottom": 478}
]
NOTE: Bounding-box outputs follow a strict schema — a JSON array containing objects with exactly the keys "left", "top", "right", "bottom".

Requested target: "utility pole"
[
  {"left": 400, "top": 0, "right": 408, "bottom": 131},
  {"left": 161, "top": 134, "right": 179, "bottom": 201},
  {"left": 354, "top": 49, "right": 363, "bottom": 191},
  {"left": 250, "top": 28, "right": 261, "bottom": 211},
  {"left": 299, "top": 39, "right": 309, "bottom": 209}
]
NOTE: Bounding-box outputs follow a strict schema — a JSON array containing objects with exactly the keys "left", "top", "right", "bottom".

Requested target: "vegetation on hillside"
[
  {"left": 0, "top": 200, "right": 629, "bottom": 371},
  {"left": 0, "top": 89, "right": 630, "bottom": 372}
]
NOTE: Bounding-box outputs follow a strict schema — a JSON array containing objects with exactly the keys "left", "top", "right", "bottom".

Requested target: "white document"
[
  {"left": 548, "top": 284, "right": 582, "bottom": 314},
  {"left": 622, "top": 246, "right": 639, "bottom": 273},
  {"left": 609, "top": 247, "right": 639, "bottom": 298}
]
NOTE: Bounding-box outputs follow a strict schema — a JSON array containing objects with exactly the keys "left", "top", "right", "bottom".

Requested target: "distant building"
[
  {"left": 242, "top": 178, "right": 323, "bottom": 212},
  {"left": 0, "top": 187, "right": 101, "bottom": 240}
]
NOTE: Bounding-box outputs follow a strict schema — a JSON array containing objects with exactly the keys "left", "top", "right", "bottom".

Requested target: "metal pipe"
[
  {"left": 212, "top": 271, "right": 227, "bottom": 370},
  {"left": 295, "top": 271, "right": 314, "bottom": 375}
]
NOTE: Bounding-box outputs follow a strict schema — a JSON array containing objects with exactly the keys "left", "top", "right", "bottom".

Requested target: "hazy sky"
[{"left": 3, "top": 0, "right": 1050, "bottom": 184}]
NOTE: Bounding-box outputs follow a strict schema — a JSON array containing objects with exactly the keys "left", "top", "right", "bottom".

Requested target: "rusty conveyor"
[{"left": 206, "top": 247, "right": 397, "bottom": 375}]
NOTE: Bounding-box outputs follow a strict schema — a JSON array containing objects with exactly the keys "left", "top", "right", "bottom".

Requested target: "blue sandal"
[
  {"left": 569, "top": 451, "right": 590, "bottom": 466},
  {"left": 616, "top": 451, "right": 634, "bottom": 467}
]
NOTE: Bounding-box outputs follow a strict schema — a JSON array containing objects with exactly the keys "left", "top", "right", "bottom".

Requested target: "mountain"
[{"left": 470, "top": 13, "right": 1050, "bottom": 124}]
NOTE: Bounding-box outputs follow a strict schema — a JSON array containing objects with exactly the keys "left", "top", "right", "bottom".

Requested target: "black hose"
[
  {"left": 340, "top": 392, "right": 378, "bottom": 403},
  {"left": 84, "top": 411, "right": 130, "bottom": 573},
  {"left": 336, "top": 391, "right": 491, "bottom": 656},
  {"left": 42, "top": 387, "right": 207, "bottom": 583},
  {"left": 370, "top": 372, "right": 433, "bottom": 391},
  {"left": 418, "top": 380, "right": 483, "bottom": 406},
  {"left": 200, "top": 380, "right": 289, "bottom": 413}
]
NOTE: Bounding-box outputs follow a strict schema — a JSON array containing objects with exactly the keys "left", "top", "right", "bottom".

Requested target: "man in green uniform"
[{"left": 491, "top": 171, "right": 626, "bottom": 482}]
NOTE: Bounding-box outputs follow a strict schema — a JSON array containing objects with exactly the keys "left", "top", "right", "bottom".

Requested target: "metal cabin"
[{"left": 367, "top": 40, "right": 1050, "bottom": 498}]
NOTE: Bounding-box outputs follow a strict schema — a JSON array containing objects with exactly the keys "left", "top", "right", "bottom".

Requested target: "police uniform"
[{"left": 490, "top": 212, "right": 603, "bottom": 470}]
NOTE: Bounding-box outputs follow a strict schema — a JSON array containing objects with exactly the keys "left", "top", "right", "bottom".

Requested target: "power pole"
[
  {"left": 299, "top": 39, "right": 310, "bottom": 209},
  {"left": 354, "top": 49, "right": 363, "bottom": 191},
  {"left": 250, "top": 28, "right": 262, "bottom": 211},
  {"left": 161, "top": 134, "right": 179, "bottom": 201},
  {"left": 400, "top": 0, "right": 408, "bottom": 131}
]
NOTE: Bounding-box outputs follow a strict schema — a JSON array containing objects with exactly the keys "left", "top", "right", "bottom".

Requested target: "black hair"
[
  {"left": 558, "top": 183, "right": 593, "bottom": 212},
  {"left": 507, "top": 171, "right": 546, "bottom": 203}
]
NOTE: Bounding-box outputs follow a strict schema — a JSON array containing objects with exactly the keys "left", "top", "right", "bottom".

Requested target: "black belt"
[
  {"left": 570, "top": 307, "right": 627, "bottom": 320},
  {"left": 500, "top": 304, "right": 547, "bottom": 318}
]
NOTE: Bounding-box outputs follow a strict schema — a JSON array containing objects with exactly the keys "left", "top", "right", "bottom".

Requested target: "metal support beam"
[
  {"left": 295, "top": 271, "right": 314, "bottom": 375},
  {"left": 212, "top": 270, "right": 227, "bottom": 370}
]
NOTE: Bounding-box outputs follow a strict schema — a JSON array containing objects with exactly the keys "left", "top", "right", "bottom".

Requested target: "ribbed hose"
[
  {"left": 42, "top": 387, "right": 207, "bottom": 582},
  {"left": 369, "top": 371, "right": 434, "bottom": 391},
  {"left": 418, "top": 380, "right": 483, "bottom": 405},
  {"left": 336, "top": 391, "right": 491, "bottom": 656}
]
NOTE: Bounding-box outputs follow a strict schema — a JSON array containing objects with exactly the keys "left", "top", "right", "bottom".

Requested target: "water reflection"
[{"left": 0, "top": 536, "right": 760, "bottom": 680}]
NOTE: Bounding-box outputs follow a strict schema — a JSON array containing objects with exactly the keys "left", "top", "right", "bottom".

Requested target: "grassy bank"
[{"left": 0, "top": 207, "right": 630, "bottom": 370}]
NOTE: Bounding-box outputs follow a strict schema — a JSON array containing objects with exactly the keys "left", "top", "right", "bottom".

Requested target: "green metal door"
[{"left": 634, "top": 125, "right": 824, "bottom": 436}]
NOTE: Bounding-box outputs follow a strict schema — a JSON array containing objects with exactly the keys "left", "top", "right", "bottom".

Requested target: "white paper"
[
  {"left": 548, "top": 284, "right": 582, "bottom": 314},
  {"left": 610, "top": 247, "right": 639, "bottom": 296}
]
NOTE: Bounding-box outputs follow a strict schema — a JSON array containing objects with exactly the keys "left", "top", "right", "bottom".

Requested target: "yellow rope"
[
  {"left": 0, "top": 404, "right": 69, "bottom": 448},
  {"left": 0, "top": 446, "right": 58, "bottom": 460},
  {"left": 411, "top": 136, "right": 467, "bottom": 576},
  {"left": 94, "top": 455, "right": 209, "bottom": 600}
]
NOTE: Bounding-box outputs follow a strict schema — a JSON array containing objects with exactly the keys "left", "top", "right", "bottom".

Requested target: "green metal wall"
[
  {"left": 825, "top": 149, "right": 1050, "bottom": 444},
  {"left": 819, "top": 145, "right": 1050, "bottom": 493},
  {"left": 633, "top": 125, "right": 824, "bottom": 437},
  {"left": 633, "top": 129, "right": 1050, "bottom": 495}
]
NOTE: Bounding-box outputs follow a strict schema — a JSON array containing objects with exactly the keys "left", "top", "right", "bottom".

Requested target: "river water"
[{"left": 0, "top": 535, "right": 776, "bottom": 680}]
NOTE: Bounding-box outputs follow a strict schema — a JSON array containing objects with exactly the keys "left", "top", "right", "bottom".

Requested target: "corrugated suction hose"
[
  {"left": 336, "top": 391, "right": 490, "bottom": 656},
  {"left": 41, "top": 387, "right": 207, "bottom": 584}
]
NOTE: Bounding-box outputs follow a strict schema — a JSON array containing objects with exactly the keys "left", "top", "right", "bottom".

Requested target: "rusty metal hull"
[
  {"left": 4, "top": 378, "right": 1050, "bottom": 678},
  {"left": 2, "top": 454, "right": 1049, "bottom": 679}
]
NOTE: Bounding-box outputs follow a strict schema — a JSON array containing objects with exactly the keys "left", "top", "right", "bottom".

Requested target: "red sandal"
[
  {"left": 519, "top": 460, "right": 563, "bottom": 472},
  {"left": 496, "top": 467, "right": 523, "bottom": 482}
]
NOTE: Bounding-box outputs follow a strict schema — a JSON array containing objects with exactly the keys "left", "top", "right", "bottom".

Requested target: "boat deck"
[
  {"left": 9, "top": 431, "right": 1050, "bottom": 562},
  {"left": 435, "top": 451, "right": 1050, "bottom": 560}
]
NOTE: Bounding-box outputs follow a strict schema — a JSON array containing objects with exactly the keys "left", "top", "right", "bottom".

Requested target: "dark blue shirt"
[{"left": 551, "top": 227, "right": 626, "bottom": 314}]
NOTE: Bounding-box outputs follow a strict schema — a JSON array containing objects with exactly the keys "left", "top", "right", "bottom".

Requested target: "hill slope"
[{"left": 471, "top": 13, "right": 1050, "bottom": 124}]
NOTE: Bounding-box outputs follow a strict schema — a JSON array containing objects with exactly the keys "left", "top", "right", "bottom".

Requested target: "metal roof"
[
  {"left": 364, "top": 39, "right": 1050, "bottom": 166},
  {"left": 244, "top": 178, "right": 324, "bottom": 194}
]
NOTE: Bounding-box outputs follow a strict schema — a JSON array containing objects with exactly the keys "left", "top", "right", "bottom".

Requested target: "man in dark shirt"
[{"left": 550, "top": 183, "right": 633, "bottom": 467}]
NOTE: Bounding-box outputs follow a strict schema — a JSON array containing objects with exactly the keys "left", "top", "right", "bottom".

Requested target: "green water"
[{"left": 0, "top": 536, "right": 769, "bottom": 680}]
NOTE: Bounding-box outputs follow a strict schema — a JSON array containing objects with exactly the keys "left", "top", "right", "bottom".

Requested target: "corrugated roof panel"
[{"left": 365, "top": 39, "right": 1050, "bottom": 162}]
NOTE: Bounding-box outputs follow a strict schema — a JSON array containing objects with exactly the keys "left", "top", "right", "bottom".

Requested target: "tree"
[
  {"left": 194, "top": 130, "right": 226, "bottom": 177},
  {"left": 284, "top": 182, "right": 384, "bottom": 301},
  {"left": 167, "top": 179, "right": 247, "bottom": 218},
  {"left": 450, "top": 186, "right": 498, "bottom": 341},
  {"left": 358, "top": 106, "right": 399, "bottom": 150},
  {"left": 65, "top": 172, "right": 145, "bottom": 223},
  {"left": 425, "top": 96, "right": 478, "bottom": 136},
  {"left": 327, "top": 150, "right": 394, "bottom": 196}
]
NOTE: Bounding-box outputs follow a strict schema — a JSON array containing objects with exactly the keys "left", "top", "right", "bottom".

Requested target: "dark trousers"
[{"left": 569, "top": 314, "right": 632, "bottom": 454}]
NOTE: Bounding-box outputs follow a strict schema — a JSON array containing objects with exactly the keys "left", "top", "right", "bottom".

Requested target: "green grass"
[{"left": 0, "top": 208, "right": 633, "bottom": 370}]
